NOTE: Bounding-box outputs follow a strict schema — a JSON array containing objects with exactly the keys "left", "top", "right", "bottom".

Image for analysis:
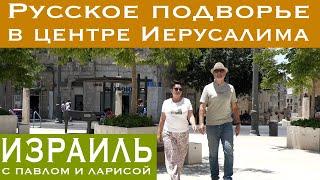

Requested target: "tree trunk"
[
  {"left": 162, "top": 62, "right": 176, "bottom": 90},
  {"left": 22, "top": 88, "right": 30, "bottom": 124},
  {"left": 250, "top": 49, "right": 260, "bottom": 135},
  {"left": 310, "top": 78, "right": 316, "bottom": 118},
  {"left": 250, "top": 62, "right": 260, "bottom": 135},
  {"left": 130, "top": 61, "right": 138, "bottom": 114}
]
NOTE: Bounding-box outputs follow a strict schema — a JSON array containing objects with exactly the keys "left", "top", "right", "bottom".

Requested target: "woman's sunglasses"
[{"left": 174, "top": 88, "right": 183, "bottom": 92}]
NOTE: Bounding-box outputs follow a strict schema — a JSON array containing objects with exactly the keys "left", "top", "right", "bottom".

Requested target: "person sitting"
[
  {"left": 104, "top": 107, "right": 114, "bottom": 119},
  {"left": 137, "top": 99, "right": 146, "bottom": 116}
]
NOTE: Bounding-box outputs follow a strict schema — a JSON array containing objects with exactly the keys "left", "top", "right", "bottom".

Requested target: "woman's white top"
[{"left": 161, "top": 98, "right": 193, "bottom": 132}]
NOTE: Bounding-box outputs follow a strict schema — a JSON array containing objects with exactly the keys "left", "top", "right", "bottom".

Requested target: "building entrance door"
[
  {"left": 30, "top": 96, "right": 39, "bottom": 113},
  {"left": 122, "top": 95, "right": 130, "bottom": 115},
  {"left": 75, "top": 95, "right": 83, "bottom": 111}
]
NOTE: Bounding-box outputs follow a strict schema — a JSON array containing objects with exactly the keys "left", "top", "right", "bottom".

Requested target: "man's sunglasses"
[
  {"left": 214, "top": 69, "right": 225, "bottom": 73},
  {"left": 174, "top": 88, "right": 183, "bottom": 91}
]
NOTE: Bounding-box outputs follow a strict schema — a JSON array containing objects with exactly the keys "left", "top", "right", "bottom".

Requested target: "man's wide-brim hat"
[{"left": 210, "top": 62, "right": 228, "bottom": 74}]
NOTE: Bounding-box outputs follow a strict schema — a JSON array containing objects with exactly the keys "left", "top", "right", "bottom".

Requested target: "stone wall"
[
  {"left": 83, "top": 82, "right": 102, "bottom": 112},
  {"left": 147, "top": 87, "right": 165, "bottom": 123}
]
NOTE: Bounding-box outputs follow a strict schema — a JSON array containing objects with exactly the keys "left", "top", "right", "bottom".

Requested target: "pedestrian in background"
[{"left": 65, "top": 100, "right": 72, "bottom": 122}]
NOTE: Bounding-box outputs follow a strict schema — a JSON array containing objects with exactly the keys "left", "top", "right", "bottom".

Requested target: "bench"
[
  {"left": 157, "top": 142, "right": 202, "bottom": 165},
  {"left": 185, "top": 142, "right": 202, "bottom": 164},
  {"left": 157, "top": 143, "right": 165, "bottom": 165}
]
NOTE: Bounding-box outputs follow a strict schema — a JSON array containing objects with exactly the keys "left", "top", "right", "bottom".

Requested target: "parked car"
[{"left": 11, "top": 109, "right": 35, "bottom": 122}]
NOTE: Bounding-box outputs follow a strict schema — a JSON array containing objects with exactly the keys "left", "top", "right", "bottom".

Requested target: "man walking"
[
  {"left": 57, "top": 101, "right": 66, "bottom": 123},
  {"left": 199, "top": 62, "right": 241, "bottom": 180},
  {"left": 65, "top": 100, "right": 72, "bottom": 122}
]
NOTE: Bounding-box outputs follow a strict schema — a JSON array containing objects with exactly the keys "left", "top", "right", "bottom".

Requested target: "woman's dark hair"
[{"left": 171, "top": 80, "right": 182, "bottom": 88}]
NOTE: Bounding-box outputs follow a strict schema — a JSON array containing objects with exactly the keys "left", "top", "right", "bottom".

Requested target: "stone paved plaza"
[{"left": 29, "top": 122, "right": 320, "bottom": 180}]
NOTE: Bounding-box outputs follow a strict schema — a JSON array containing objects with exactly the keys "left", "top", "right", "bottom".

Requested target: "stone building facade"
[
  {"left": 236, "top": 87, "right": 287, "bottom": 124},
  {"left": 0, "top": 50, "right": 164, "bottom": 119},
  {"left": 286, "top": 89, "right": 302, "bottom": 117}
]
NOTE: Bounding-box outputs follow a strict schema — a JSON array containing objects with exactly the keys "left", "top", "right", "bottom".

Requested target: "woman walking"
[{"left": 157, "top": 80, "right": 197, "bottom": 180}]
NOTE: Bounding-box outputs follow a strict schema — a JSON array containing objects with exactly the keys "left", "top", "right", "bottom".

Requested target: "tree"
[
  {"left": 0, "top": 49, "right": 43, "bottom": 88},
  {"left": 254, "top": 48, "right": 320, "bottom": 118},
  {"left": 253, "top": 49, "right": 287, "bottom": 90},
  {"left": 146, "top": 48, "right": 201, "bottom": 87},
  {"left": 0, "top": 49, "right": 44, "bottom": 124},
  {"left": 174, "top": 48, "right": 253, "bottom": 96},
  {"left": 52, "top": 48, "right": 200, "bottom": 114}
]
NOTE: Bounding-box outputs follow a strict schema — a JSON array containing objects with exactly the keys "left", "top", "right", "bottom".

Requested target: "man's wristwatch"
[{"left": 235, "top": 122, "right": 241, "bottom": 125}]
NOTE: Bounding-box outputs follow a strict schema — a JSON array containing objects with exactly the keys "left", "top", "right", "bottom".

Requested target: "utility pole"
[
  {"left": 250, "top": 49, "right": 260, "bottom": 136},
  {"left": 137, "top": 74, "right": 141, "bottom": 100},
  {"left": 4, "top": 84, "right": 7, "bottom": 108},
  {"left": 226, "top": 49, "right": 231, "bottom": 83},
  {"left": 57, "top": 63, "right": 62, "bottom": 123},
  {"left": 102, "top": 76, "right": 106, "bottom": 112}
]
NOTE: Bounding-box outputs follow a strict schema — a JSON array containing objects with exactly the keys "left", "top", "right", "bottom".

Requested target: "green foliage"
[
  {"left": 291, "top": 119, "right": 320, "bottom": 129},
  {"left": 253, "top": 49, "right": 287, "bottom": 90},
  {"left": 50, "top": 48, "right": 112, "bottom": 65},
  {"left": 0, "top": 108, "right": 11, "bottom": 115},
  {"left": 51, "top": 48, "right": 201, "bottom": 75},
  {"left": 254, "top": 48, "right": 320, "bottom": 94},
  {"left": 287, "top": 48, "right": 320, "bottom": 93},
  {"left": 174, "top": 48, "right": 253, "bottom": 95},
  {"left": 112, "top": 49, "right": 137, "bottom": 67},
  {"left": 146, "top": 49, "right": 201, "bottom": 71},
  {"left": 104, "top": 114, "right": 154, "bottom": 128},
  {"left": 0, "top": 49, "right": 44, "bottom": 88}
]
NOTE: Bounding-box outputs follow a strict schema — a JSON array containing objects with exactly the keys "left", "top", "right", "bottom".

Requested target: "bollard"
[{"left": 269, "top": 122, "right": 278, "bottom": 136}]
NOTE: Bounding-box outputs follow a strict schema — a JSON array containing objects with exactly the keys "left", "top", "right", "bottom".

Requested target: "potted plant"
[
  {"left": 287, "top": 119, "right": 320, "bottom": 152},
  {"left": 0, "top": 107, "right": 18, "bottom": 134},
  {"left": 94, "top": 114, "right": 157, "bottom": 134}
]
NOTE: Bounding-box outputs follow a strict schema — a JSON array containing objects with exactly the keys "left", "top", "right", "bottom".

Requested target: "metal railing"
[{"left": 32, "top": 111, "right": 42, "bottom": 128}]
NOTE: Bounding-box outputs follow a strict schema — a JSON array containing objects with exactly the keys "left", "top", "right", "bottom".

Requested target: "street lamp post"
[
  {"left": 250, "top": 49, "right": 260, "bottom": 136},
  {"left": 57, "top": 63, "right": 62, "bottom": 123},
  {"left": 226, "top": 49, "right": 231, "bottom": 83}
]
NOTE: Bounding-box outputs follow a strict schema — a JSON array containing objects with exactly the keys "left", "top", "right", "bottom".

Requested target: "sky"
[{"left": 274, "top": 54, "right": 287, "bottom": 64}]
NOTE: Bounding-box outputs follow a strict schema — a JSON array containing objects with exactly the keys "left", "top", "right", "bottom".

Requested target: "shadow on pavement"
[
  {"left": 236, "top": 168, "right": 275, "bottom": 174},
  {"left": 271, "top": 145, "right": 289, "bottom": 151},
  {"left": 271, "top": 145, "right": 320, "bottom": 154},
  {"left": 157, "top": 163, "right": 212, "bottom": 176},
  {"left": 157, "top": 157, "right": 213, "bottom": 176},
  {"left": 158, "top": 157, "right": 275, "bottom": 176},
  {"left": 305, "top": 150, "right": 320, "bottom": 154}
]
